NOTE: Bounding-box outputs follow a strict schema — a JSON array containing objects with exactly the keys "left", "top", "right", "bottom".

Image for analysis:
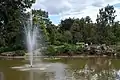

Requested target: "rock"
[
  {"left": 83, "top": 44, "right": 115, "bottom": 56},
  {"left": 1, "top": 52, "right": 15, "bottom": 56},
  {"left": 0, "top": 50, "right": 25, "bottom": 56}
]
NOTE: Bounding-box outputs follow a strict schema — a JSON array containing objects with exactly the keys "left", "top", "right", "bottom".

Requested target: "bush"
[
  {"left": 0, "top": 46, "right": 14, "bottom": 53},
  {"left": 54, "top": 45, "right": 65, "bottom": 54},
  {"left": 45, "top": 43, "right": 85, "bottom": 56},
  {"left": 53, "top": 41, "right": 62, "bottom": 46},
  {"left": 63, "top": 43, "right": 78, "bottom": 55},
  {"left": 0, "top": 44, "right": 24, "bottom": 53},
  {"left": 63, "top": 43, "right": 71, "bottom": 53},
  {"left": 46, "top": 45, "right": 57, "bottom": 56}
]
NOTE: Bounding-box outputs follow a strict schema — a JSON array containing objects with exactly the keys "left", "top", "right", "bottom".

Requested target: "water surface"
[{"left": 0, "top": 57, "right": 120, "bottom": 80}]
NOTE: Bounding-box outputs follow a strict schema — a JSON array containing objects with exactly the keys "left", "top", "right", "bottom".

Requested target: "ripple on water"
[{"left": 11, "top": 63, "right": 51, "bottom": 71}]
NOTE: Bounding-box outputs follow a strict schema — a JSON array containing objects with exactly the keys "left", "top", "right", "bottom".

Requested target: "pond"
[{"left": 0, "top": 57, "right": 120, "bottom": 80}]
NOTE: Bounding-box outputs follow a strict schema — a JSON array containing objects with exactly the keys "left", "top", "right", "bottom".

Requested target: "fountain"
[
  {"left": 24, "top": 9, "right": 38, "bottom": 67},
  {"left": 11, "top": 9, "right": 50, "bottom": 71}
]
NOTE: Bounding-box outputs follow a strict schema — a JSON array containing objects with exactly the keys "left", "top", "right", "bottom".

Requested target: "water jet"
[{"left": 24, "top": 9, "right": 38, "bottom": 67}]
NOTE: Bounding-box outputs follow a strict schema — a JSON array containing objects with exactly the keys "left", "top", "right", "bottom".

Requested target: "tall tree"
[
  {"left": 60, "top": 18, "right": 74, "bottom": 31},
  {"left": 0, "top": 0, "right": 35, "bottom": 47},
  {"left": 32, "top": 9, "right": 58, "bottom": 44},
  {"left": 96, "top": 5, "right": 116, "bottom": 44},
  {"left": 96, "top": 4, "right": 116, "bottom": 26},
  {"left": 85, "top": 16, "right": 92, "bottom": 23}
]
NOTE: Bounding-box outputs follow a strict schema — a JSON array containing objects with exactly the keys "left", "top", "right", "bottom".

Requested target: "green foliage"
[
  {"left": 96, "top": 5, "right": 117, "bottom": 44},
  {"left": 1, "top": 3, "right": 120, "bottom": 56},
  {"left": 0, "top": 0, "right": 35, "bottom": 50},
  {"left": 63, "top": 43, "right": 72, "bottom": 53},
  {"left": 63, "top": 31, "right": 72, "bottom": 43},
  {"left": 96, "top": 5, "right": 116, "bottom": 26},
  {"left": 46, "top": 42, "right": 85, "bottom": 56},
  {"left": 46, "top": 45, "right": 57, "bottom": 56},
  {"left": 0, "top": 45, "right": 24, "bottom": 53},
  {"left": 57, "top": 5, "right": 119, "bottom": 45},
  {"left": 32, "top": 9, "right": 50, "bottom": 41},
  {"left": 60, "top": 18, "right": 74, "bottom": 31},
  {"left": 54, "top": 41, "right": 62, "bottom": 46},
  {"left": 0, "top": 0, "right": 35, "bottom": 25},
  {"left": 45, "top": 5, "right": 120, "bottom": 56}
]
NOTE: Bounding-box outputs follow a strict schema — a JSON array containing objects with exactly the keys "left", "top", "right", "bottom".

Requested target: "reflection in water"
[
  {"left": 2, "top": 57, "right": 120, "bottom": 80},
  {"left": 25, "top": 58, "right": 120, "bottom": 80},
  {"left": 30, "top": 71, "right": 33, "bottom": 80},
  {"left": 49, "top": 63, "right": 67, "bottom": 80},
  {"left": 70, "top": 58, "right": 120, "bottom": 80},
  {"left": 25, "top": 63, "right": 69, "bottom": 80},
  {"left": 0, "top": 72, "right": 4, "bottom": 80}
]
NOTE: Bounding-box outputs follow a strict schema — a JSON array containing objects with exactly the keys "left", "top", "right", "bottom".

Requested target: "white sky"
[{"left": 32, "top": 0, "right": 120, "bottom": 25}]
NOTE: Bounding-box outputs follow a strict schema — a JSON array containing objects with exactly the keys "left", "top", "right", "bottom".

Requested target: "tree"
[
  {"left": 85, "top": 16, "right": 92, "bottom": 23},
  {"left": 60, "top": 18, "right": 74, "bottom": 31},
  {"left": 0, "top": 0, "right": 35, "bottom": 26},
  {"left": 32, "top": 9, "right": 49, "bottom": 25},
  {"left": 70, "top": 20, "right": 82, "bottom": 43},
  {"left": 96, "top": 5, "right": 116, "bottom": 44},
  {"left": 63, "top": 31, "right": 72, "bottom": 43},
  {"left": 0, "top": 0, "right": 35, "bottom": 47},
  {"left": 111, "top": 21, "right": 120, "bottom": 44},
  {"left": 32, "top": 9, "right": 57, "bottom": 44},
  {"left": 96, "top": 4, "right": 116, "bottom": 26}
]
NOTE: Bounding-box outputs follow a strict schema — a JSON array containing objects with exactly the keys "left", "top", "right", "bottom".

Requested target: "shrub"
[
  {"left": 55, "top": 45, "right": 65, "bottom": 54},
  {"left": 45, "top": 43, "right": 85, "bottom": 56},
  {"left": 53, "top": 41, "right": 62, "bottom": 46},
  {"left": 46, "top": 45, "right": 57, "bottom": 56},
  {"left": 0, "top": 44, "right": 24, "bottom": 53}
]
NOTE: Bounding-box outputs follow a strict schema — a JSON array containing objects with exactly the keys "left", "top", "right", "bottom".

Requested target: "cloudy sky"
[{"left": 32, "top": 0, "right": 120, "bottom": 25}]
